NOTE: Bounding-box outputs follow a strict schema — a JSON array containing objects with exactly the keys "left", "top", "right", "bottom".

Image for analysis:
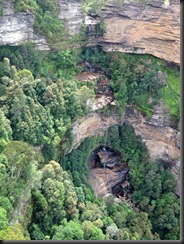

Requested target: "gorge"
[{"left": 0, "top": 0, "right": 180, "bottom": 241}]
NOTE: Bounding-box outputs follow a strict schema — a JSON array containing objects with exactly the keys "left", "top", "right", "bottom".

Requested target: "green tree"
[
  {"left": 127, "top": 212, "right": 154, "bottom": 240},
  {"left": 29, "top": 223, "right": 44, "bottom": 240},
  {"left": 80, "top": 203, "right": 103, "bottom": 222},
  {"left": 0, "top": 207, "right": 8, "bottom": 231},
  {"left": 106, "top": 223, "right": 119, "bottom": 240},
  {"left": 52, "top": 221, "right": 84, "bottom": 240},
  {"left": 3, "top": 141, "right": 40, "bottom": 181},
  {"left": 81, "top": 220, "right": 105, "bottom": 240},
  {"left": 0, "top": 110, "right": 12, "bottom": 146},
  {"left": 90, "top": 225, "right": 105, "bottom": 240},
  {"left": 151, "top": 192, "right": 180, "bottom": 240},
  {"left": 0, "top": 223, "right": 25, "bottom": 240}
]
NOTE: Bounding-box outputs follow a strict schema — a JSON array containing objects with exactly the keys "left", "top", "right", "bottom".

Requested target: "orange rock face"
[{"left": 98, "top": 0, "right": 180, "bottom": 64}]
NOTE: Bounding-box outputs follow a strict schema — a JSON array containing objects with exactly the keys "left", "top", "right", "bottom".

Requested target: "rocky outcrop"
[
  {"left": 56, "top": 0, "right": 180, "bottom": 64},
  {"left": 72, "top": 111, "right": 122, "bottom": 150},
  {"left": 57, "top": 0, "right": 84, "bottom": 35},
  {"left": 88, "top": 146, "right": 129, "bottom": 197},
  {"left": 0, "top": 1, "right": 49, "bottom": 49},
  {"left": 0, "top": 0, "right": 180, "bottom": 64},
  {"left": 0, "top": 13, "right": 32, "bottom": 45},
  {"left": 89, "top": 166, "right": 128, "bottom": 197},
  {"left": 124, "top": 104, "right": 180, "bottom": 195},
  {"left": 95, "top": 0, "right": 180, "bottom": 64},
  {"left": 124, "top": 104, "right": 180, "bottom": 161}
]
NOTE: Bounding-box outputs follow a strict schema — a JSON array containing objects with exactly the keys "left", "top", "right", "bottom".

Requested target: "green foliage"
[
  {"left": 26, "top": 158, "right": 156, "bottom": 240},
  {"left": 35, "top": 0, "right": 58, "bottom": 13},
  {"left": 0, "top": 34, "right": 180, "bottom": 241},
  {"left": 105, "top": 123, "right": 148, "bottom": 163},
  {"left": 52, "top": 221, "right": 84, "bottom": 240},
  {"left": 127, "top": 212, "right": 154, "bottom": 240},
  {"left": 99, "top": 122, "right": 179, "bottom": 240},
  {"left": 163, "top": 66, "right": 180, "bottom": 127},
  {"left": 29, "top": 161, "right": 76, "bottom": 237},
  {"left": 0, "top": 124, "right": 178, "bottom": 241},
  {"left": 38, "top": 11, "right": 66, "bottom": 43},
  {"left": 28, "top": 223, "right": 44, "bottom": 240},
  {"left": 0, "top": 50, "right": 94, "bottom": 154},
  {"left": 0, "top": 141, "right": 42, "bottom": 211},
  {"left": 0, "top": 207, "right": 8, "bottom": 231},
  {"left": 82, "top": 0, "right": 110, "bottom": 15},
  {"left": 129, "top": 159, "right": 179, "bottom": 239},
  {"left": 0, "top": 44, "right": 43, "bottom": 77},
  {"left": 81, "top": 48, "right": 169, "bottom": 117},
  {"left": 14, "top": 0, "right": 39, "bottom": 14},
  {"left": 13, "top": 0, "right": 67, "bottom": 44},
  {"left": 151, "top": 192, "right": 180, "bottom": 240},
  {"left": 80, "top": 203, "right": 103, "bottom": 222},
  {"left": 0, "top": 223, "right": 25, "bottom": 240},
  {"left": 0, "top": 110, "right": 12, "bottom": 151},
  {"left": 0, "top": 197, "right": 13, "bottom": 221},
  {"left": 61, "top": 135, "right": 104, "bottom": 187}
]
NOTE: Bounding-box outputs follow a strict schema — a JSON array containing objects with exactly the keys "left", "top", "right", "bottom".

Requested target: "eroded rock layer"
[
  {"left": 124, "top": 105, "right": 180, "bottom": 195},
  {"left": 98, "top": 0, "right": 180, "bottom": 64},
  {"left": 72, "top": 111, "right": 122, "bottom": 150},
  {"left": 88, "top": 146, "right": 129, "bottom": 197},
  {"left": 0, "top": 0, "right": 180, "bottom": 64},
  {"left": 0, "top": 1, "right": 49, "bottom": 50}
]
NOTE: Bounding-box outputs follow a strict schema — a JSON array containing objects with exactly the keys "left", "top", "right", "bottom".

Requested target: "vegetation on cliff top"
[
  {"left": 11, "top": 0, "right": 67, "bottom": 44},
  {"left": 82, "top": 0, "right": 165, "bottom": 15}
]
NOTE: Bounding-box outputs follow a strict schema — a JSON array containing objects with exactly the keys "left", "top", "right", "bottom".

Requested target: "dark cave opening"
[{"left": 88, "top": 145, "right": 130, "bottom": 197}]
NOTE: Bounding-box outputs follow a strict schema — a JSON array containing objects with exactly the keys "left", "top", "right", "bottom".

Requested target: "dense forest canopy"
[
  {"left": 0, "top": 0, "right": 180, "bottom": 241},
  {"left": 0, "top": 41, "right": 180, "bottom": 240}
]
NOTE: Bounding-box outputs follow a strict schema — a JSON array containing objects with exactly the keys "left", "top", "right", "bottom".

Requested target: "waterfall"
[
  {"left": 88, "top": 24, "right": 92, "bottom": 34},
  {"left": 104, "top": 105, "right": 110, "bottom": 148},
  {"left": 85, "top": 48, "right": 89, "bottom": 61},
  {"left": 95, "top": 24, "right": 100, "bottom": 38},
  {"left": 85, "top": 24, "right": 92, "bottom": 38},
  {"left": 104, "top": 125, "right": 108, "bottom": 148}
]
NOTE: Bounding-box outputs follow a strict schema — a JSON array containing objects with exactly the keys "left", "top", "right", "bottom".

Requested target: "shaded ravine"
[{"left": 88, "top": 145, "right": 129, "bottom": 198}]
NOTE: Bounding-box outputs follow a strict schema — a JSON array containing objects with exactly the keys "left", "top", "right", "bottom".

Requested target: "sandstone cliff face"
[
  {"left": 0, "top": 0, "right": 49, "bottom": 49},
  {"left": 88, "top": 146, "right": 129, "bottom": 198},
  {"left": 0, "top": 0, "right": 180, "bottom": 64},
  {"left": 57, "top": 0, "right": 84, "bottom": 35},
  {"left": 97, "top": 0, "right": 180, "bottom": 64},
  {"left": 74, "top": 102, "right": 180, "bottom": 197},
  {"left": 0, "top": 13, "right": 33, "bottom": 45},
  {"left": 56, "top": 0, "right": 180, "bottom": 64},
  {"left": 89, "top": 166, "right": 128, "bottom": 197},
  {"left": 124, "top": 104, "right": 180, "bottom": 195},
  {"left": 72, "top": 111, "right": 122, "bottom": 150},
  {"left": 124, "top": 104, "right": 180, "bottom": 162}
]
